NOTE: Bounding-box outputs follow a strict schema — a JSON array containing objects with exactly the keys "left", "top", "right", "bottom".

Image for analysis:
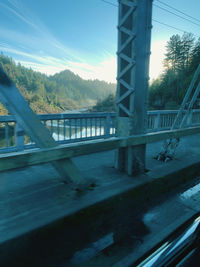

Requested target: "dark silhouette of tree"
[{"left": 149, "top": 33, "right": 200, "bottom": 110}]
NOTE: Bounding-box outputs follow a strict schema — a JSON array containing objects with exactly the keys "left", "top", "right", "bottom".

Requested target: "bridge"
[
  {"left": 1, "top": 109, "right": 200, "bottom": 153},
  {"left": 0, "top": 108, "right": 200, "bottom": 266},
  {"left": 1, "top": 0, "right": 200, "bottom": 266}
]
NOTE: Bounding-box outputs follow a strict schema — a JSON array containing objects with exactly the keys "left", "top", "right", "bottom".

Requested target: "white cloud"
[
  {"left": 67, "top": 57, "right": 117, "bottom": 83},
  {"left": 0, "top": 0, "right": 84, "bottom": 62},
  {"left": 0, "top": 0, "right": 166, "bottom": 83},
  {"left": 14, "top": 55, "right": 117, "bottom": 83},
  {"left": 6, "top": 40, "right": 167, "bottom": 83},
  {"left": 65, "top": 41, "right": 167, "bottom": 83},
  {"left": 1, "top": 38, "right": 166, "bottom": 83},
  {"left": 0, "top": 0, "right": 41, "bottom": 32},
  {"left": 0, "top": 1, "right": 118, "bottom": 83}
]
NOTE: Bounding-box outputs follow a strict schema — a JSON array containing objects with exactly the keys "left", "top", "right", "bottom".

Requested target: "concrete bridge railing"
[{"left": 0, "top": 109, "right": 200, "bottom": 153}]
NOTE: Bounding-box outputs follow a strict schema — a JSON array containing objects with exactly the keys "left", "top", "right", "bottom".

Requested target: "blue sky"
[{"left": 0, "top": 0, "right": 200, "bottom": 82}]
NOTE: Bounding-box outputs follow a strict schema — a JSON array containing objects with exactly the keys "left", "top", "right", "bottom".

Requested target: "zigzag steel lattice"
[{"left": 115, "top": 0, "right": 153, "bottom": 175}]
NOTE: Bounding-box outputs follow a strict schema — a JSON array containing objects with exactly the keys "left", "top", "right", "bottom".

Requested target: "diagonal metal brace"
[{"left": 0, "top": 67, "right": 84, "bottom": 185}]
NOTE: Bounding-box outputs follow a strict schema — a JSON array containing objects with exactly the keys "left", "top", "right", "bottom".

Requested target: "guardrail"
[
  {"left": 0, "top": 113, "right": 116, "bottom": 153},
  {"left": 147, "top": 109, "right": 200, "bottom": 131},
  {"left": 0, "top": 109, "right": 200, "bottom": 153},
  {"left": 1, "top": 125, "right": 200, "bottom": 174}
]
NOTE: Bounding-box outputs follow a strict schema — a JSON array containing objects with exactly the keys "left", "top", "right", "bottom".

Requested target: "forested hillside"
[
  {"left": 1, "top": 32, "right": 199, "bottom": 115},
  {"left": 93, "top": 33, "right": 200, "bottom": 112},
  {"left": 90, "top": 93, "right": 116, "bottom": 112},
  {"left": 149, "top": 33, "right": 200, "bottom": 110},
  {"left": 0, "top": 53, "right": 116, "bottom": 114}
]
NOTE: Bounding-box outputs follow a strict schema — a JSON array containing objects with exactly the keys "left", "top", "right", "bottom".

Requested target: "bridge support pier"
[{"left": 115, "top": 0, "right": 153, "bottom": 175}]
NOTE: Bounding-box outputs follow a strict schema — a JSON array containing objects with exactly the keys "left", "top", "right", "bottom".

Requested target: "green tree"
[
  {"left": 190, "top": 38, "right": 200, "bottom": 72},
  {"left": 91, "top": 94, "right": 116, "bottom": 112},
  {"left": 181, "top": 33, "right": 195, "bottom": 69},
  {"left": 164, "top": 35, "right": 183, "bottom": 72},
  {"left": 0, "top": 53, "right": 116, "bottom": 114}
]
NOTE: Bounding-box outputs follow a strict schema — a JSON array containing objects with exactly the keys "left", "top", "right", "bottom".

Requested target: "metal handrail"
[{"left": 0, "top": 110, "right": 200, "bottom": 153}]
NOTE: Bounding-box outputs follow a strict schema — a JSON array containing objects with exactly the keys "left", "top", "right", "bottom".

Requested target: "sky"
[{"left": 0, "top": 0, "right": 200, "bottom": 83}]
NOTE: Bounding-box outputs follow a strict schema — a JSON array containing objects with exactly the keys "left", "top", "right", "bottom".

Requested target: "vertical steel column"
[{"left": 115, "top": 0, "right": 153, "bottom": 175}]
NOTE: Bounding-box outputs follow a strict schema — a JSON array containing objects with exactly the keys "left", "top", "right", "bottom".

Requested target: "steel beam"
[
  {"left": 115, "top": 0, "right": 153, "bottom": 175},
  {"left": 0, "top": 67, "right": 83, "bottom": 186}
]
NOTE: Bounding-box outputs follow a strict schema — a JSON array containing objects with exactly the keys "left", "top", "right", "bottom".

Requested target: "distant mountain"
[
  {"left": 50, "top": 70, "right": 116, "bottom": 104},
  {"left": 0, "top": 53, "right": 116, "bottom": 114}
]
